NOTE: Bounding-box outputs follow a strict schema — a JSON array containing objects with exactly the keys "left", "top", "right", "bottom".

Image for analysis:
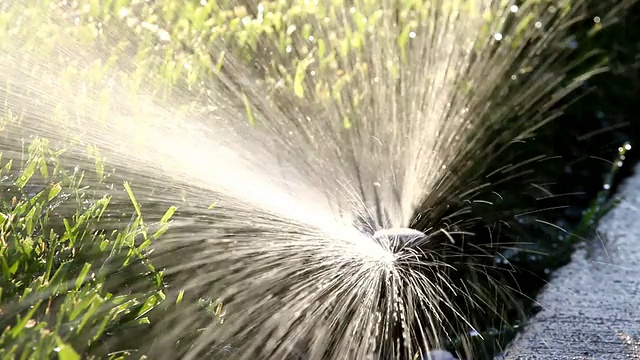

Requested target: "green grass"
[
  {"left": 1, "top": 0, "right": 407, "bottom": 357},
  {"left": 0, "top": 136, "right": 168, "bottom": 359},
  {"left": 1, "top": 0, "right": 388, "bottom": 102}
]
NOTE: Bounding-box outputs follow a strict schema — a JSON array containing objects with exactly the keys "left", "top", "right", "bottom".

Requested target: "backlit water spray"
[{"left": 0, "top": 0, "right": 633, "bottom": 359}]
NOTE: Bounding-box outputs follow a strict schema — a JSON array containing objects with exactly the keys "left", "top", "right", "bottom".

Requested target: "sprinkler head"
[
  {"left": 372, "top": 227, "right": 428, "bottom": 245},
  {"left": 423, "top": 349, "right": 457, "bottom": 360}
]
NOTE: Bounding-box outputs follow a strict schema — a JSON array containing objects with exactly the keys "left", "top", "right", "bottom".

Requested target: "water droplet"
[
  {"left": 594, "top": 16, "right": 601, "bottom": 24},
  {"left": 510, "top": 5, "right": 519, "bottom": 13},
  {"left": 285, "top": 46, "right": 292, "bottom": 53},
  {"left": 534, "top": 21, "right": 543, "bottom": 29},
  {"left": 409, "top": 31, "right": 416, "bottom": 39},
  {"left": 493, "top": 33, "right": 503, "bottom": 41}
]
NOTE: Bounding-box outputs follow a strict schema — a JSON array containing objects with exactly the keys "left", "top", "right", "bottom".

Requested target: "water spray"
[{"left": 0, "top": 0, "right": 636, "bottom": 359}]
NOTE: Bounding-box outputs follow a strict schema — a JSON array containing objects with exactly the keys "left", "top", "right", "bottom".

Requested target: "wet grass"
[{"left": 0, "top": 136, "right": 168, "bottom": 359}]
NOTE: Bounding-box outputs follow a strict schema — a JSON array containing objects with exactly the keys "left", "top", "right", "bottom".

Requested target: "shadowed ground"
[{"left": 504, "top": 164, "right": 640, "bottom": 359}]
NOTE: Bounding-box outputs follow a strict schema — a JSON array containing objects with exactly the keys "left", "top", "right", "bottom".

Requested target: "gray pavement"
[{"left": 503, "top": 164, "right": 640, "bottom": 359}]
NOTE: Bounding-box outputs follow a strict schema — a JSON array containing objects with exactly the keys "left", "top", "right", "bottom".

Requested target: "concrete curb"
[{"left": 504, "top": 164, "right": 640, "bottom": 359}]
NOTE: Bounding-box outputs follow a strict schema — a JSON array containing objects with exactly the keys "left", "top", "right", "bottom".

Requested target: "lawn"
[{"left": 0, "top": 0, "right": 421, "bottom": 358}]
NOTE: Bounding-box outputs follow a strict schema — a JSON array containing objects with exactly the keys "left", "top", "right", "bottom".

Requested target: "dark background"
[
  {"left": 479, "top": 2, "right": 640, "bottom": 357},
  {"left": 410, "top": 2, "right": 640, "bottom": 357},
  {"left": 518, "top": 2, "right": 640, "bottom": 279}
]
